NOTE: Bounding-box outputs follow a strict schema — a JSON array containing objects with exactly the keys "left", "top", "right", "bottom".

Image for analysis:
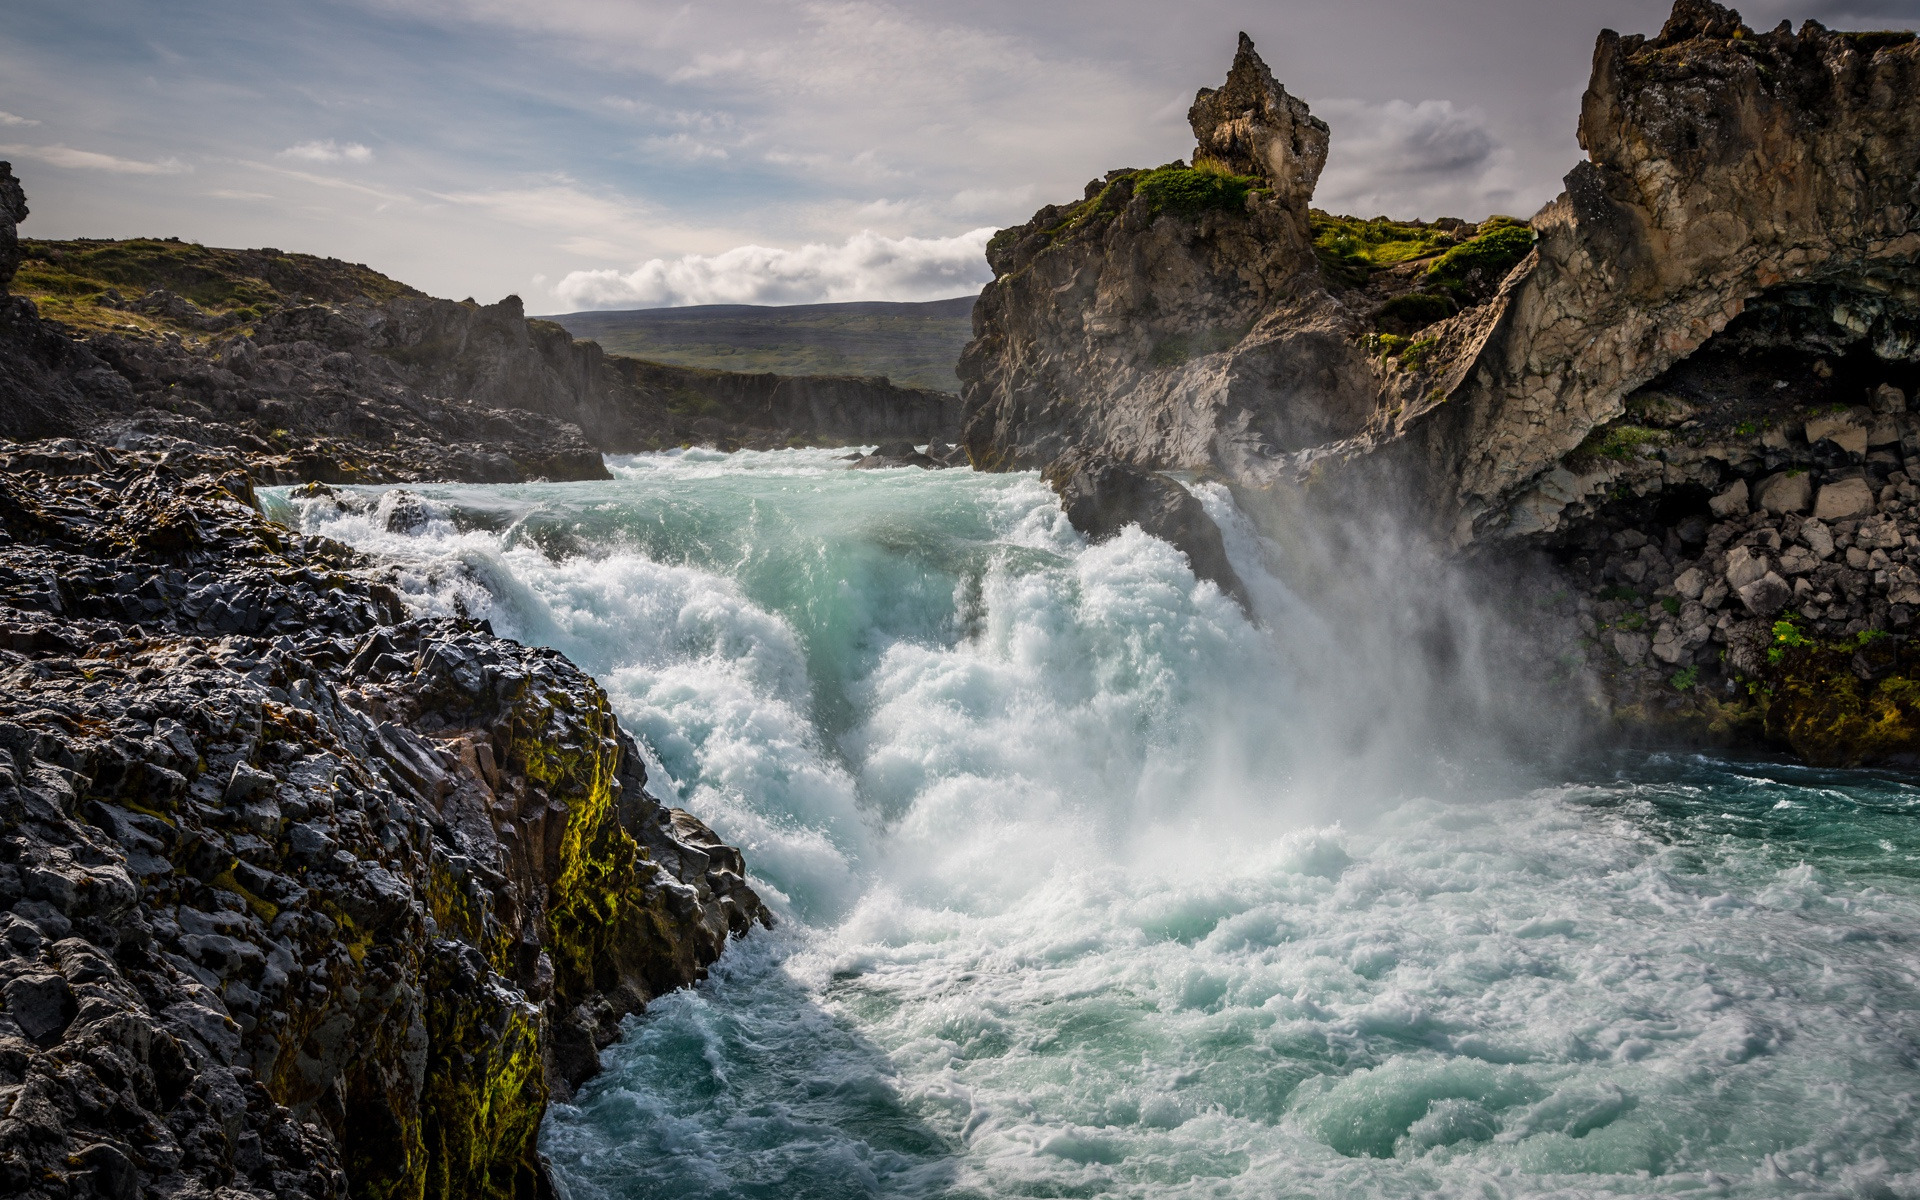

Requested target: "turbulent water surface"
[{"left": 266, "top": 449, "right": 1920, "bottom": 1199}]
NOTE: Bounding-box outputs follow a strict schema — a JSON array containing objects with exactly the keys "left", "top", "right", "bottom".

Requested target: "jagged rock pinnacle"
[{"left": 1186, "top": 32, "right": 1328, "bottom": 208}]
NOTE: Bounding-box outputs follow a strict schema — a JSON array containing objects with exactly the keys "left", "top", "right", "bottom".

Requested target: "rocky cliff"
[
  {"left": 960, "top": 6, "right": 1920, "bottom": 544},
  {"left": 1, "top": 183, "right": 960, "bottom": 486},
  {"left": 961, "top": 3, "right": 1920, "bottom": 762},
  {"left": 0, "top": 439, "right": 768, "bottom": 1198}
]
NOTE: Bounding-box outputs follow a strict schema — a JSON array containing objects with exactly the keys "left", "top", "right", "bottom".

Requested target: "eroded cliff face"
[
  {"left": 963, "top": 2, "right": 1920, "bottom": 760},
  {"left": 1403, "top": 0, "right": 1920, "bottom": 543},
  {"left": 0, "top": 441, "right": 767, "bottom": 1198},
  {"left": 961, "top": 4, "right": 1920, "bottom": 543}
]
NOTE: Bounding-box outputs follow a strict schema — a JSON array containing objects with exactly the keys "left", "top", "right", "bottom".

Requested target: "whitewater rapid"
[{"left": 264, "top": 448, "right": 1920, "bottom": 1199}]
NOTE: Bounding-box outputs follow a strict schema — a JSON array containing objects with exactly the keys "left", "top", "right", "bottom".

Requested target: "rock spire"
[{"left": 1187, "top": 33, "right": 1328, "bottom": 208}]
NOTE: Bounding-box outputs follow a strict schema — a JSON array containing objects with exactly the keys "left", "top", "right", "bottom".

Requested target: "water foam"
[{"left": 265, "top": 449, "right": 1920, "bottom": 1199}]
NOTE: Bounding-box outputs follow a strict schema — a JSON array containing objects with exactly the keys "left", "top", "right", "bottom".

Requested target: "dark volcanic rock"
[
  {"left": 0, "top": 162, "right": 25, "bottom": 292},
  {"left": 0, "top": 441, "right": 768, "bottom": 1199},
  {"left": 1047, "top": 454, "right": 1251, "bottom": 612}
]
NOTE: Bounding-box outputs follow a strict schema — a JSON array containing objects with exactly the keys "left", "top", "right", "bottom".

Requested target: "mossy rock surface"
[{"left": 1762, "top": 630, "right": 1920, "bottom": 766}]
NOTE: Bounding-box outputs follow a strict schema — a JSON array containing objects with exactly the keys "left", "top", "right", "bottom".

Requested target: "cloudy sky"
[{"left": 4, "top": 0, "right": 1915, "bottom": 311}]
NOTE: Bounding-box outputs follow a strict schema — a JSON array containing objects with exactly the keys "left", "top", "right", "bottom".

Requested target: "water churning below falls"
[{"left": 266, "top": 449, "right": 1920, "bottom": 1199}]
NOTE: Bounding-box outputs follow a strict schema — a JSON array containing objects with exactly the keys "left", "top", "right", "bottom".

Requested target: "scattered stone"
[{"left": 1874, "top": 383, "right": 1908, "bottom": 415}]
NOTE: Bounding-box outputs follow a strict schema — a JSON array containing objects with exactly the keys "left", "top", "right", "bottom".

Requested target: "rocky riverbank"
[{"left": 0, "top": 438, "right": 768, "bottom": 1199}]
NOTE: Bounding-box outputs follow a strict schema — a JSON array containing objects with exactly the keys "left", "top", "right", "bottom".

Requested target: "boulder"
[
  {"left": 1724, "top": 545, "right": 1770, "bottom": 590},
  {"left": 1737, "top": 571, "right": 1793, "bottom": 617},
  {"left": 1673, "top": 566, "right": 1706, "bottom": 600},
  {"left": 1612, "top": 630, "right": 1650, "bottom": 664},
  {"left": 1804, "top": 410, "right": 1870, "bottom": 456},
  {"left": 1047, "top": 455, "right": 1251, "bottom": 612},
  {"left": 1813, "top": 477, "right": 1876, "bottom": 522},
  {"left": 1708, "top": 479, "right": 1750, "bottom": 518},
  {"left": 1802, "top": 520, "right": 1836, "bottom": 559},
  {"left": 1753, "top": 471, "right": 1812, "bottom": 515},
  {"left": 1873, "top": 383, "right": 1908, "bottom": 415}
]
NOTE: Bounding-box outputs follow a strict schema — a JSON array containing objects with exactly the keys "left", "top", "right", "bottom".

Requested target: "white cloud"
[
  {"left": 0, "top": 143, "right": 189, "bottom": 174},
  {"left": 279, "top": 139, "right": 374, "bottom": 163},
  {"left": 0, "top": 112, "right": 38, "bottom": 127},
  {"left": 639, "top": 132, "right": 729, "bottom": 161},
  {"left": 1314, "top": 98, "right": 1536, "bottom": 220},
  {"left": 552, "top": 227, "right": 994, "bottom": 310}
]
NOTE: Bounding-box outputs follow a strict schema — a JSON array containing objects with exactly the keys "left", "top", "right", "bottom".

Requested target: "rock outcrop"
[
  {"left": 959, "top": 3, "right": 1920, "bottom": 762},
  {"left": 1188, "top": 33, "right": 1328, "bottom": 208},
  {"left": 960, "top": 6, "right": 1920, "bottom": 539},
  {"left": 0, "top": 441, "right": 767, "bottom": 1198},
  {"left": 1401, "top": 0, "right": 1920, "bottom": 544},
  {"left": 0, "top": 164, "right": 25, "bottom": 293}
]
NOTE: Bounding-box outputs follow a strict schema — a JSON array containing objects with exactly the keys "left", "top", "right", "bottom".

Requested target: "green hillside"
[{"left": 543, "top": 296, "right": 978, "bottom": 394}]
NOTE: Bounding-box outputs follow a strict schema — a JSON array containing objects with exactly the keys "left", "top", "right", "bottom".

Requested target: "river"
[{"left": 265, "top": 448, "right": 1920, "bottom": 1199}]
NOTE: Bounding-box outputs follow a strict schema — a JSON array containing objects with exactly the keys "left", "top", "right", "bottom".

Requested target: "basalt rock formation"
[
  {"left": 961, "top": 5, "right": 1920, "bottom": 542},
  {"left": 1, "top": 189, "right": 959, "bottom": 486},
  {"left": 0, "top": 440, "right": 767, "bottom": 1198},
  {"left": 962, "top": 3, "right": 1920, "bottom": 761}
]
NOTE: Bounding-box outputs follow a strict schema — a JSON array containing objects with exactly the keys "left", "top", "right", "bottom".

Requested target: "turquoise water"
[{"left": 266, "top": 450, "right": 1920, "bottom": 1199}]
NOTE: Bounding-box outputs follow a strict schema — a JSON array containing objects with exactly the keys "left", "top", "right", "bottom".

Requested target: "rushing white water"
[{"left": 264, "top": 450, "right": 1920, "bottom": 1200}]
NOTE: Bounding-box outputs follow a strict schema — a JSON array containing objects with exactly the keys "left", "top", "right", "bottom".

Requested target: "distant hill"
[{"left": 542, "top": 296, "right": 978, "bottom": 394}]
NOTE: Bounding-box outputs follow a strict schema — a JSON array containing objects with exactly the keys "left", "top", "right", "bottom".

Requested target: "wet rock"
[
  {"left": 1046, "top": 454, "right": 1252, "bottom": 612},
  {"left": 0, "top": 445, "right": 769, "bottom": 1199}
]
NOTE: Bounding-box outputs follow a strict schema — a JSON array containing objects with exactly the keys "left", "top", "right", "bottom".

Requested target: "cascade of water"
[{"left": 266, "top": 449, "right": 1920, "bottom": 1200}]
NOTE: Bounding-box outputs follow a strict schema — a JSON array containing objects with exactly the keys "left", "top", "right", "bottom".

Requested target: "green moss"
[
  {"left": 1423, "top": 224, "right": 1536, "bottom": 299},
  {"left": 1135, "top": 162, "right": 1264, "bottom": 221},
  {"left": 1396, "top": 337, "right": 1439, "bottom": 372},
  {"left": 1310, "top": 212, "right": 1457, "bottom": 288},
  {"left": 420, "top": 948, "right": 548, "bottom": 1200},
  {"left": 1567, "top": 422, "right": 1670, "bottom": 469},
  {"left": 1670, "top": 665, "right": 1700, "bottom": 690},
  {"left": 1661, "top": 596, "right": 1681, "bottom": 616},
  {"left": 15, "top": 236, "right": 420, "bottom": 337},
  {"left": 1762, "top": 631, "right": 1920, "bottom": 765}
]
